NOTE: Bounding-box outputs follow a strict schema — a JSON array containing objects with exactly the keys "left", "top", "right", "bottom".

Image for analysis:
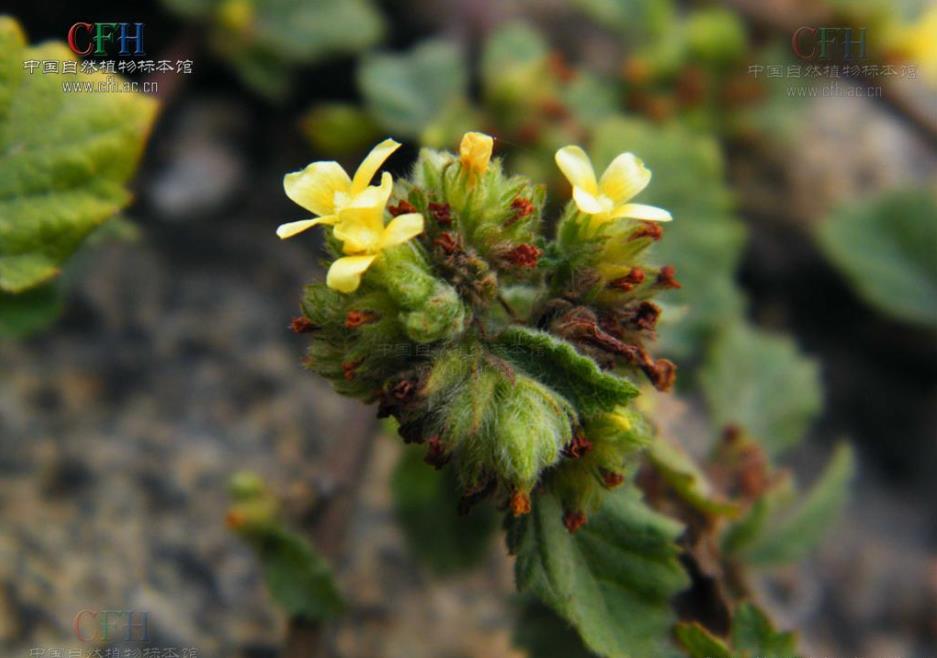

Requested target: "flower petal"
[
  {"left": 348, "top": 172, "right": 394, "bottom": 209},
  {"left": 276, "top": 215, "right": 337, "bottom": 239},
  {"left": 381, "top": 213, "right": 424, "bottom": 248},
  {"left": 351, "top": 138, "right": 401, "bottom": 194},
  {"left": 555, "top": 146, "right": 598, "bottom": 194},
  {"left": 612, "top": 203, "right": 672, "bottom": 222},
  {"left": 327, "top": 255, "right": 377, "bottom": 293},
  {"left": 284, "top": 162, "right": 351, "bottom": 216},
  {"left": 599, "top": 153, "right": 651, "bottom": 205},
  {"left": 572, "top": 187, "right": 613, "bottom": 215},
  {"left": 333, "top": 205, "right": 385, "bottom": 254}
]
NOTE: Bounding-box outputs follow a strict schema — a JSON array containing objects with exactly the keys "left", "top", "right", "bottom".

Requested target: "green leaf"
[
  {"left": 700, "top": 322, "right": 821, "bottom": 459},
  {"left": 514, "top": 598, "right": 596, "bottom": 658},
  {"left": 358, "top": 40, "right": 468, "bottom": 138},
  {"left": 730, "top": 603, "right": 798, "bottom": 656},
  {"left": 493, "top": 326, "right": 639, "bottom": 416},
  {"left": 301, "top": 103, "right": 383, "bottom": 157},
  {"left": 674, "top": 623, "right": 732, "bottom": 658},
  {"left": 590, "top": 118, "right": 747, "bottom": 358},
  {"left": 676, "top": 603, "right": 797, "bottom": 658},
  {"left": 481, "top": 22, "right": 549, "bottom": 107},
  {"left": 571, "top": 0, "right": 675, "bottom": 43},
  {"left": 391, "top": 445, "right": 498, "bottom": 574},
  {"left": 647, "top": 439, "right": 741, "bottom": 517},
  {"left": 256, "top": 527, "right": 344, "bottom": 622},
  {"left": 164, "top": 0, "right": 384, "bottom": 97},
  {"left": 742, "top": 443, "right": 855, "bottom": 566},
  {"left": 0, "top": 282, "right": 62, "bottom": 338},
  {"left": 0, "top": 17, "right": 157, "bottom": 294},
  {"left": 513, "top": 488, "right": 690, "bottom": 658},
  {"left": 816, "top": 188, "right": 937, "bottom": 328}
]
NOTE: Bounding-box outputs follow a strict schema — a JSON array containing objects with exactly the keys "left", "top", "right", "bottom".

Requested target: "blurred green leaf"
[
  {"left": 674, "top": 623, "right": 732, "bottom": 658},
  {"left": 358, "top": 40, "right": 468, "bottom": 138},
  {"left": 741, "top": 443, "right": 855, "bottom": 566},
  {"left": 676, "top": 602, "right": 797, "bottom": 658},
  {"left": 514, "top": 598, "right": 596, "bottom": 658},
  {"left": 700, "top": 322, "right": 821, "bottom": 458},
  {"left": 683, "top": 8, "right": 747, "bottom": 67},
  {"left": 512, "top": 488, "right": 689, "bottom": 658},
  {"left": 562, "top": 73, "right": 619, "bottom": 124},
  {"left": 0, "top": 283, "right": 62, "bottom": 338},
  {"left": 731, "top": 603, "right": 798, "bottom": 655},
  {"left": 164, "top": 0, "right": 384, "bottom": 98},
  {"left": 300, "top": 103, "right": 382, "bottom": 157},
  {"left": 647, "top": 439, "right": 741, "bottom": 517},
  {"left": 0, "top": 17, "right": 156, "bottom": 295},
  {"left": 391, "top": 445, "right": 498, "bottom": 574},
  {"left": 816, "top": 188, "right": 937, "bottom": 328},
  {"left": 572, "top": 0, "right": 675, "bottom": 43},
  {"left": 256, "top": 526, "right": 344, "bottom": 622},
  {"left": 481, "top": 22, "right": 549, "bottom": 107},
  {"left": 590, "top": 118, "right": 746, "bottom": 357}
]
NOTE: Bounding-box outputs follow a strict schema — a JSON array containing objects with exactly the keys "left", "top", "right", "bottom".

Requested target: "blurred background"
[{"left": 1, "top": 0, "right": 935, "bottom": 656}]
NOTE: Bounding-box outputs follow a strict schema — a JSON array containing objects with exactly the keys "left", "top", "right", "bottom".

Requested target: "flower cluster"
[{"left": 278, "top": 132, "right": 678, "bottom": 530}]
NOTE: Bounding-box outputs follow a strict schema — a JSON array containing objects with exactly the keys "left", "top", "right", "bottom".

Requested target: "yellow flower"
[
  {"left": 326, "top": 179, "right": 425, "bottom": 293},
  {"left": 276, "top": 138, "right": 401, "bottom": 239},
  {"left": 555, "top": 145, "right": 672, "bottom": 225},
  {"left": 459, "top": 131, "right": 494, "bottom": 176}
]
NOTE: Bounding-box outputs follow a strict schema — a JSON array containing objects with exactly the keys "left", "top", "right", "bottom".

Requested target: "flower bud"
[{"left": 460, "top": 131, "right": 494, "bottom": 177}]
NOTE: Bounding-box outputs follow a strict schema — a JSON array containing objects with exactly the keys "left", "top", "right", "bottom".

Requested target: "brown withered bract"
[
  {"left": 608, "top": 266, "right": 646, "bottom": 292},
  {"left": 433, "top": 232, "right": 460, "bottom": 255},
  {"left": 344, "top": 310, "right": 378, "bottom": 329},
  {"left": 563, "top": 432, "right": 593, "bottom": 459},
  {"left": 507, "top": 197, "right": 535, "bottom": 226},
  {"left": 290, "top": 316, "right": 317, "bottom": 334},
  {"left": 423, "top": 436, "right": 451, "bottom": 469},
  {"left": 563, "top": 510, "right": 587, "bottom": 533},
  {"left": 428, "top": 201, "right": 453, "bottom": 226},
  {"left": 629, "top": 221, "right": 664, "bottom": 242},
  {"left": 504, "top": 243, "right": 542, "bottom": 268},
  {"left": 388, "top": 199, "right": 417, "bottom": 217},
  {"left": 510, "top": 491, "right": 532, "bottom": 516},
  {"left": 656, "top": 265, "right": 682, "bottom": 289}
]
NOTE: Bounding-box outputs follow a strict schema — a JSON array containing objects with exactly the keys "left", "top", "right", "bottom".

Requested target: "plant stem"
[{"left": 282, "top": 410, "right": 380, "bottom": 658}]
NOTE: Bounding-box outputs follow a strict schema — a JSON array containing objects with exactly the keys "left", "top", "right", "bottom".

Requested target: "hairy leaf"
[
  {"left": 513, "top": 488, "right": 689, "bottom": 658},
  {"left": 817, "top": 188, "right": 937, "bottom": 328},
  {"left": 700, "top": 322, "right": 821, "bottom": 458},
  {"left": 493, "top": 326, "right": 639, "bottom": 415}
]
